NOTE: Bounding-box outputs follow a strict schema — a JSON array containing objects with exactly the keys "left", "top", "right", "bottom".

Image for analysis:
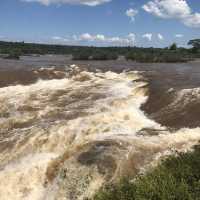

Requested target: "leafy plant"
[{"left": 93, "top": 145, "right": 200, "bottom": 200}]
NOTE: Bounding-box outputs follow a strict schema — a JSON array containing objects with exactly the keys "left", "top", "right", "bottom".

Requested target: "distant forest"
[{"left": 0, "top": 39, "right": 200, "bottom": 63}]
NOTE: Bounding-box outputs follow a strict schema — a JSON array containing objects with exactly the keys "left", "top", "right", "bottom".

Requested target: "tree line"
[{"left": 0, "top": 39, "right": 199, "bottom": 62}]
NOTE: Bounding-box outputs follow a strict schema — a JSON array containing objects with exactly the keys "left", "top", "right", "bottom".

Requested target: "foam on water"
[
  {"left": 0, "top": 65, "right": 199, "bottom": 200},
  {"left": 0, "top": 153, "right": 57, "bottom": 200}
]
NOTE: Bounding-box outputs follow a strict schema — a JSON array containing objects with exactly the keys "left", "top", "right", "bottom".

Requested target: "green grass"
[{"left": 93, "top": 144, "right": 200, "bottom": 200}]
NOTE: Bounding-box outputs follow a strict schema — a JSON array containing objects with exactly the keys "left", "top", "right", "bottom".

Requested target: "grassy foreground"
[{"left": 93, "top": 145, "right": 200, "bottom": 200}]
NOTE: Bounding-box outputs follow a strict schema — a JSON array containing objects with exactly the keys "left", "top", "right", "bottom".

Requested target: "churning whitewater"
[{"left": 0, "top": 65, "right": 200, "bottom": 200}]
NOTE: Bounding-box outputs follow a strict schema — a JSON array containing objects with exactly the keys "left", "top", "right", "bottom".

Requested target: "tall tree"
[
  {"left": 188, "top": 39, "right": 200, "bottom": 53},
  {"left": 169, "top": 43, "right": 177, "bottom": 51}
]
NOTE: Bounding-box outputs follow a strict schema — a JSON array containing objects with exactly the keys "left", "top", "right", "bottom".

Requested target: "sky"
[{"left": 0, "top": 0, "right": 199, "bottom": 47}]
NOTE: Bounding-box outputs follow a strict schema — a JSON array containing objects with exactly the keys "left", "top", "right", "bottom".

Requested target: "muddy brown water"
[
  {"left": 1, "top": 55, "right": 200, "bottom": 129},
  {"left": 0, "top": 55, "right": 200, "bottom": 199}
]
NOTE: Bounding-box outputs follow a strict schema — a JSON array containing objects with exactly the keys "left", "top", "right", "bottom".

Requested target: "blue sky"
[{"left": 0, "top": 0, "right": 199, "bottom": 47}]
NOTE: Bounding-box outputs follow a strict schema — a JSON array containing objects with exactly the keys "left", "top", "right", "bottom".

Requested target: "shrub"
[
  {"left": 72, "top": 50, "right": 118, "bottom": 61},
  {"left": 4, "top": 49, "right": 22, "bottom": 60},
  {"left": 91, "top": 51, "right": 118, "bottom": 60},
  {"left": 93, "top": 145, "right": 200, "bottom": 200},
  {"left": 125, "top": 51, "right": 188, "bottom": 63},
  {"left": 72, "top": 51, "right": 90, "bottom": 60},
  {"left": 92, "top": 51, "right": 108, "bottom": 60}
]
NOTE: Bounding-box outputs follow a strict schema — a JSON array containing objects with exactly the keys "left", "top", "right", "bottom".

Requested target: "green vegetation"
[
  {"left": 169, "top": 43, "right": 177, "bottom": 51},
  {"left": 125, "top": 48, "right": 192, "bottom": 63},
  {"left": 4, "top": 48, "right": 22, "bottom": 60},
  {"left": 72, "top": 49, "right": 118, "bottom": 60},
  {"left": 188, "top": 39, "right": 200, "bottom": 54},
  {"left": 93, "top": 144, "right": 200, "bottom": 200},
  {"left": 92, "top": 51, "right": 118, "bottom": 60},
  {"left": 0, "top": 39, "right": 199, "bottom": 62},
  {"left": 0, "top": 41, "right": 78, "bottom": 55},
  {"left": 72, "top": 50, "right": 91, "bottom": 60},
  {"left": 125, "top": 45, "right": 198, "bottom": 63}
]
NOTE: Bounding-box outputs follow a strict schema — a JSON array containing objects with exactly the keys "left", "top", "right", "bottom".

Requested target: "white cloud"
[
  {"left": 157, "top": 33, "right": 164, "bottom": 40},
  {"left": 51, "top": 36, "right": 70, "bottom": 43},
  {"left": 142, "top": 33, "right": 152, "bottom": 41},
  {"left": 142, "top": 0, "right": 190, "bottom": 19},
  {"left": 95, "top": 34, "right": 105, "bottom": 41},
  {"left": 183, "top": 13, "right": 200, "bottom": 28},
  {"left": 142, "top": 0, "right": 200, "bottom": 28},
  {"left": 78, "top": 33, "right": 105, "bottom": 41},
  {"left": 52, "top": 33, "right": 136, "bottom": 46},
  {"left": 128, "top": 33, "right": 136, "bottom": 42},
  {"left": 63, "top": 38, "right": 70, "bottom": 42},
  {"left": 78, "top": 33, "right": 136, "bottom": 45},
  {"left": 126, "top": 8, "right": 138, "bottom": 22},
  {"left": 175, "top": 34, "right": 183, "bottom": 38},
  {"left": 79, "top": 33, "right": 94, "bottom": 41},
  {"left": 52, "top": 36, "right": 63, "bottom": 40},
  {"left": 22, "top": 0, "right": 111, "bottom": 6}
]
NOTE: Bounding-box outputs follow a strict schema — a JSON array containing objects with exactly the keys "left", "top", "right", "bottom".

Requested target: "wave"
[{"left": 0, "top": 65, "right": 199, "bottom": 200}]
